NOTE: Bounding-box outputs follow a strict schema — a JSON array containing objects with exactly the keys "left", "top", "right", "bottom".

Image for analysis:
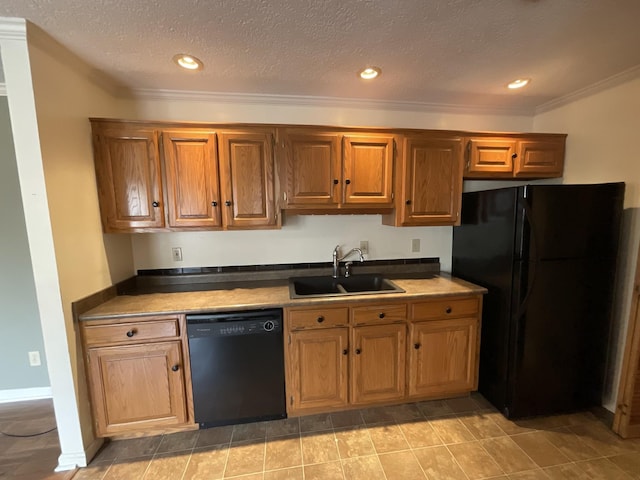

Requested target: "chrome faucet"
[{"left": 332, "top": 245, "right": 365, "bottom": 278}]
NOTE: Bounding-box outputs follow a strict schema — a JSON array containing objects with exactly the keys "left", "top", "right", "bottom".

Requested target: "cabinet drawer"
[
  {"left": 83, "top": 319, "right": 180, "bottom": 346},
  {"left": 288, "top": 307, "right": 349, "bottom": 329},
  {"left": 411, "top": 297, "right": 479, "bottom": 321},
  {"left": 351, "top": 303, "right": 407, "bottom": 325}
]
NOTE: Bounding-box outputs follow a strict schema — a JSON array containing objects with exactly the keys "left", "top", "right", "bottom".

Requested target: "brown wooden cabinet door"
[
  {"left": 399, "top": 135, "right": 463, "bottom": 226},
  {"left": 162, "top": 130, "right": 222, "bottom": 228},
  {"left": 288, "top": 328, "right": 349, "bottom": 413},
  {"left": 465, "top": 138, "right": 516, "bottom": 177},
  {"left": 282, "top": 131, "right": 341, "bottom": 207},
  {"left": 343, "top": 135, "right": 394, "bottom": 206},
  {"left": 514, "top": 139, "right": 565, "bottom": 178},
  {"left": 92, "top": 125, "right": 164, "bottom": 232},
  {"left": 218, "top": 131, "right": 277, "bottom": 228},
  {"left": 351, "top": 324, "right": 406, "bottom": 405},
  {"left": 408, "top": 318, "right": 478, "bottom": 398},
  {"left": 87, "top": 341, "right": 187, "bottom": 436}
]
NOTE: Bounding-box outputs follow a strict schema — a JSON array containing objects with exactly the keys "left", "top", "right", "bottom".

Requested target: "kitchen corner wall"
[
  {"left": 0, "top": 95, "right": 50, "bottom": 395},
  {"left": 124, "top": 96, "right": 534, "bottom": 272}
]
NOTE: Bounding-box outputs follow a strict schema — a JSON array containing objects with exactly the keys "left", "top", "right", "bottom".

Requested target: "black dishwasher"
[{"left": 186, "top": 308, "right": 286, "bottom": 428}]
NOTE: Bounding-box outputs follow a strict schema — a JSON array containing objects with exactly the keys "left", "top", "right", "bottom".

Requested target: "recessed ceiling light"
[
  {"left": 173, "top": 53, "right": 203, "bottom": 71},
  {"left": 507, "top": 78, "right": 530, "bottom": 89},
  {"left": 359, "top": 66, "right": 381, "bottom": 80}
]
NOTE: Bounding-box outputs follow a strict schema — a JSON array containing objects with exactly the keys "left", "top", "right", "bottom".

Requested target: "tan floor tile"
[
  {"left": 341, "top": 455, "right": 386, "bottom": 480},
  {"left": 72, "top": 461, "right": 112, "bottom": 480},
  {"left": 517, "top": 415, "right": 572, "bottom": 431},
  {"left": 103, "top": 436, "right": 162, "bottom": 460},
  {"left": 224, "top": 474, "right": 263, "bottom": 480},
  {"left": 231, "top": 422, "right": 267, "bottom": 442},
  {"left": 360, "top": 406, "right": 396, "bottom": 424},
  {"left": 574, "top": 457, "right": 633, "bottom": 480},
  {"left": 413, "top": 445, "right": 468, "bottom": 480},
  {"left": 387, "top": 403, "right": 424, "bottom": 422},
  {"left": 482, "top": 436, "right": 539, "bottom": 474},
  {"left": 378, "top": 451, "right": 427, "bottom": 480},
  {"left": 511, "top": 431, "right": 571, "bottom": 468},
  {"left": 416, "top": 399, "right": 454, "bottom": 417},
  {"left": 263, "top": 466, "right": 303, "bottom": 479},
  {"left": 156, "top": 430, "right": 200, "bottom": 453},
  {"left": 196, "top": 425, "right": 234, "bottom": 447},
  {"left": 303, "top": 461, "right": 344, "bottom": 480},
  {"left": 366, "top": 423, "right": 409, "bottom": 453},
  {"left": 470, "top": 393, "right": 497, "bottom": 410},
  {"left": 399, "top": 418, "right": 443, "bottom": 448},
  {"left": 608, "top": 452, "right": 640, "bottom": 479},
  {"left": 301, "top": 431, "right": 339, "bottom": 464},
  {"left": 102, "top": 456, "right": 152, "bottom": 480},
  {"left": 330, "top": 411, "right": 364, "bottom": 428},
  {"left": 507, "top": 470, "right": 552, "bottom": 479},
  {"left": 541, "top": 427, "right": 600, "bottom": 462},
  {"left": 460, "top": 412, "right": 507, "bottom": 439},
  {"left": 299, "top": 414, "right": 332, "bottom": 432},
  {"left": 182, "top": 444, "right": 227, "bottom": 480},
  {"left": 568, "top": 421, "right": 635, "bottom": 456},
  {"left": 446, "top": 395, "right": 481, "bottom": 413},
  {"left": 430, "top": 416, "right": 475, "bottom": 444},
  {"left": 264, "top": 434, "right": 302, "bottom": 470},
  {"left": 543, "top": 463, "right": 586, "bottom": 480},
  {"left": 334, "top": 426, "right": 375, "bottom": 458},
  {"left": 491, "top": 414, "right": 538, "bottom": 436},
  {"left": 448, "top": 441, "right": 504, "bottom": 479},
  {"left": 265, "top": 418, "right": 300, "bottom": 438},
  {"left": 224, "top": 440, "right": 265, "bottom": 477},
  {"left": 142, "top": 451, "right": 189, "bottom": 479}
]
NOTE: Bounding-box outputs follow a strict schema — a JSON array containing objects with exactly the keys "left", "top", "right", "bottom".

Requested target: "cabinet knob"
[
  {"left": 225, "top": 200, "right": 231, "bottom": 206},
  {"left": 414, "top": 343, "right": 421, "bottom": 350},
  {"left": 126, "top": 330, "right": 136, "bottom": 338},
  {"left": 333, "top": 179, "right": 339, "bottom": 185},
  {"left": 445, "top": 307, "right": 452, "bottom": 314},
  {"left": 345, "top": 179, "right": 351, "bottom": 185},
  {"left": 512, "top": 153, "right": 518, "bottom": 159},
  {"left": 211, "top": 201, "right": 218, "bottom": 207},
  {"left": 406, "top": 200, "right": 411, "bottom": 205},
  {"left": 152, "top": 201, "right": 159, "bottom": 207},
  {"left": 317, "top": 316, "right": 324, "bottom": 323},
  {"left": 355, "top": 348, "right": 362, "bottom": 355},
  {"left": 378, "top": 312, "right": 385, "bottom": 319},
  {"left": 171, "top": 364, "right": 179, "bottom": 372},
  {"left": 342, "top": 349, "right": 348, "bottom": 355}
]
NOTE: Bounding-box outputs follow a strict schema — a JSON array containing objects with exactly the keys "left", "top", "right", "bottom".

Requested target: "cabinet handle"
[
  {"left": 225, "top": 200, "right": 231, "bottom": 206},
  {"left": 406, "top": 200, "right": 411, "bottom": 205},
  {"left": 355, "top": 348, "right": 362, "bottom": 355},
  {"left": 342, "top": 349, "right": 348, "bottom": 355},
  {"left": 512, "top": 153, "right": 518, "bottom": 159},
  {"left": 152, "top": 201, "right": 159, "bottom": 207},
  {"left": 171, "top": 364, "right": 179, "bottom": 372},
  {"left": 317, "top": 316, "right": 324, "bottom": 323},
  {"left": 414, "top": 343, "right": 421, "bottom": 349},
  {"left": 345, "top": 179, "right": 351, "bottom": 185},
  {"left": 333, "top": 179, "right": 339, "bottom": 185},
  {"left": 378, "top": 312, "right": 385, "bottom": 319},
  {"left": 211, "top": 201, "right": 218, "bottom": 207},
  {"left": 126, "top": 330, "right": 136, "bottom": 338},
  {"left": 445, "top": 307, "right": 452, "bottom": 314}
]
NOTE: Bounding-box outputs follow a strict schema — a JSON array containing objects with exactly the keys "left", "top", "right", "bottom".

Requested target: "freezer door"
[{"left": 506, "top": 257, "right": 617, "bottom": 418}]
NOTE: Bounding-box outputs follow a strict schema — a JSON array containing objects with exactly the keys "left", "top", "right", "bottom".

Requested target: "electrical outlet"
[
  {"left": 28, "top": 351, "right": 41, "bottom": 367},
  {"left": 359, "top": 240, "right": 369, "bottom": 255},
  {"left": 411, "top": 238, "right": 421, "bottom": 253},
  {"left": 172, "top": 247, "right": 183, "bottom": 262}
]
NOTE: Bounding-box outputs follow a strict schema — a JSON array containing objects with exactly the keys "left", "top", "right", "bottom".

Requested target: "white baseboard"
[
  {"left": 55, "top": 451, "right": 86, "bottom": 471},
  {"left": 0, "top": 386, "right": 52, "bottom": 403}
]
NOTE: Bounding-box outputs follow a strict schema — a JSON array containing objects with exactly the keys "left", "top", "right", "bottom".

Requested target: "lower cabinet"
[{"left": 81, "top": 314, "right": 193, "bottom": 437}]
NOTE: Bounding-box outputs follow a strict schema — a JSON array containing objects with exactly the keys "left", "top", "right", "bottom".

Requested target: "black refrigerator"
[{"left": 452, "top": 182, "right": 624, "bottom": 419}]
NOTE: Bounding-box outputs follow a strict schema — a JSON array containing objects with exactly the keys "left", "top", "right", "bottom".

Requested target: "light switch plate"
[
  {"left": 411, "top": 238, "right": 421, "bottom": 253},
  {"left": 172, "top": 247, "right": 183, "bottom": 262},
  {"left": 359, "top": 240, "right": 369, "bottom": 254}
]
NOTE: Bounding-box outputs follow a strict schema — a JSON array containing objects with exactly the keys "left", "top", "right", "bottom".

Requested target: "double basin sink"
[{"left": 289, "top": 274, "right": 405, "bottom": 299}]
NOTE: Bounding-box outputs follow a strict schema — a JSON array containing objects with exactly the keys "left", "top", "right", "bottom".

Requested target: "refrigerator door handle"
[{"left": 515, "top": 196, "right": 540, "bottom": 320}]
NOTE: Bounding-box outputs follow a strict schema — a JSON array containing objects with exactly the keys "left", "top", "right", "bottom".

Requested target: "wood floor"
[{"left": 2, "top": 395, "right": 640, "bottom": 479}]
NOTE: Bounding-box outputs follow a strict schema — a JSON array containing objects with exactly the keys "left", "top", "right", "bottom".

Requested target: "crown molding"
[
  {"left": 130, "top": 88, "right": 535, "bottom": 117},
  {"left": 535, "top": 65, "right": 640, "bottom": 115},
  {"left": 0, "top": 17, "right": 27, "bottom": 41}
]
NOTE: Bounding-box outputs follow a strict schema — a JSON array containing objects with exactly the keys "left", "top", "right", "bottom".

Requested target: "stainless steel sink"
[{"left": 289, "top": 274, "right": 405, "bottom": 299}]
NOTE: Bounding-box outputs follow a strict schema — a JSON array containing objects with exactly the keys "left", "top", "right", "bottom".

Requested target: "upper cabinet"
[
  {"left": 279, "top": 129, "right": 395, "bottom": 212},
  {"left": 464, "top": 134, "right": 566, "bottom": 179},
  {"left": 91, "top": 120, "right": 279, "bottom": 232},
  {"left": 382, "top": 134, "right": 464, "bottom": 227}
]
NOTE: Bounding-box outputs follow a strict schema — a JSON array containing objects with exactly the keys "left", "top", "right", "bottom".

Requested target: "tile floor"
[
  {"left": 0, "top": 398, "right": 74, "bottom": 480},
  {"left": 2, "top": 395, "right": 640, "bottom": 479},
  {"left": 75, "top": 394, "right": 640, "bottom": 480}
]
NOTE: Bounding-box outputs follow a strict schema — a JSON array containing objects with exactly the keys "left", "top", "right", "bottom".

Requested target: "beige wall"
[{"left": 533, "top": 77, "right": 640, "bottom": 411}]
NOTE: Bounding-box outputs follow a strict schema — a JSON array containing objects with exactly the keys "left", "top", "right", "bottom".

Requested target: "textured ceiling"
[{"left": 1, "top": 0, "right": 640, "bottom": 113}]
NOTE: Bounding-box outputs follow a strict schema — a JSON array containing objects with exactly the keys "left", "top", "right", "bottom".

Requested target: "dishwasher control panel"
[{"left": 186, "top": 309, "right": 283, "bottom": 338}]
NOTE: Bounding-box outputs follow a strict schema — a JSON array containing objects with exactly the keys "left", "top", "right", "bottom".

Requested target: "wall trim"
[
  {"left": 535, "top": 65, "right": 640, "bottom": 115},
  {"left": 0, "top": 386, "right": 52, "bottom": 403},
  {"left": 0, "top": 17, "right": 27, "bottom": 41}
]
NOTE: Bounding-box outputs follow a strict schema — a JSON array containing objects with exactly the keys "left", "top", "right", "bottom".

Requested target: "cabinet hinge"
[
  {"left": 290, "top": 396, "right": 294, "bottom": 406},
  {"left": 288, "top": 334, "right": 291, "bottom": 345},
  {"left": 283, "top": 192, "right": 287, "bottom": 202},
  {"left": 391, "top": 192, "right": 395, "bottom": 200},
  {"left": 465, "top": 140, "right": 471, "bottom": 171},
  {"left": 393, "top": 139, "right": 397, "bottom": 157}
]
